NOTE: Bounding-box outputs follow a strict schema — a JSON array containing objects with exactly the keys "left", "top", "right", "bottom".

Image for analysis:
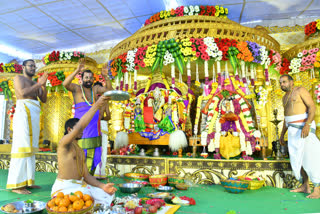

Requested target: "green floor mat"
[{"left": 0, "top": 170, "right": 319, "bottom": 214}]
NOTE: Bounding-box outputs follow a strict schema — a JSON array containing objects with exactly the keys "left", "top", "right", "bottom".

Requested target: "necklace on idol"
[{"left": 80, "top": 84, "right": 95, "bottom": 106}]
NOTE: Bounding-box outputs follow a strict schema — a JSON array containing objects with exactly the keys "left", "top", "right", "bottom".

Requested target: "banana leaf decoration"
[
  {"left": 167, "top": 38, "right": 185, "bottom": 74},
  {"left": 151, "top": 38, "right": 185, "bottom": 74},
  {"left": 227, "top": 46, "right": 240, "bottom": 72},
  {"left": 117, "top": 58, "right": 124, "bottom": 80},
  {"left": 152, "top": 41, "right": 165, "bottom": 73},
  {"left": 0, "top": 81, "right": 12, "bottom": 100}
]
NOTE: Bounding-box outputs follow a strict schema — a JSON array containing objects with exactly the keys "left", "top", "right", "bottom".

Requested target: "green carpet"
[{"left": 0, "top": 170, "right": 319, "bottom": 214}]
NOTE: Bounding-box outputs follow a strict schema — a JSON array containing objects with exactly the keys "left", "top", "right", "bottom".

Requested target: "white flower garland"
[
  {"left": 260, "top": 46, "right": 269, "bottom": 66},
  {"left": 59, "top": 51, "right": 73, "bottom": 61},
  {"left": 255, "top": 86, "right": 268, "bottom": 106},
  {"left": 203, "top": 37, "right": 223, "bottom": 61},
  {"left": 163, "top": 50, "right": 174, "bottom": 66},
  {"left": 315, "top": 83, "right": 320, "bottom": 103},
  {"left": 183, "top": 5, "right": 200, "bottom": 15},
  {"left": 289, "top": 57, "right": 302, "bottom": 73},
  {"left": 126, "top": 49, "right": 137, "bottom": 72}
]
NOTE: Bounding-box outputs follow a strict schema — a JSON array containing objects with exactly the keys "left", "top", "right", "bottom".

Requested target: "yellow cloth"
[{"left": 220, "top": 132, "right": 241, "bottom": 160}]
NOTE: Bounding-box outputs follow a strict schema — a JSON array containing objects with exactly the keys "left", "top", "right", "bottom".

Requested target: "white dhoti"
[
  {"left": 285, "top": 113, "right": 320, "bottom": 187},
  {"left": 7, "top": 99, "right": 40, "bottom": 189},
  {"left": 94, "top": 120, "right": 108, "bottom": 178},
  {"left": 51, "top": 178, "right": 114, "bottom": 205}
]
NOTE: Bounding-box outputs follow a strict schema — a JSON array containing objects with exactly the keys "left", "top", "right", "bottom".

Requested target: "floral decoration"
[
  {"left": 0, "top": 63, "right": 23, "bottom": 73},
  {"left": 315, "top": 84, "right": 320, "bottom": 103},
  {"left": 144, "top": 5, "right": 228, "bottom": 26},
  {"left": 42, "top": 50, "right": 85, "bottom": 65},
  {"left": 108, "top": 37, "right": 282, "bottom": 80},
  {"left": 304, "top": 20, "right": 320, "bottom": 36}
]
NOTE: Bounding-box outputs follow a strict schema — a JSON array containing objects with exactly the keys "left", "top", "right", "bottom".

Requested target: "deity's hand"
[
  {"left": 102, "top": 183, "right": 117, "bottom": 195},
  {"left": 101, "top": 63, "right": 108, "bottom": 77},
  {"left": 301, "top": 124, "right": 310, "bottom": 138},
  {"left": 39, "top": 73, "right": 48, "bottom": 86},
  {"left": 76, "top": 58, "right": 85, "bottom": 73}
]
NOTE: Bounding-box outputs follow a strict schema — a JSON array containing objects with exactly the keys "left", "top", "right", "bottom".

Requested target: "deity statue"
[
  {"left": 134, "top": 99, "right": 146, "bottom": 132},
  {"left": 158, "top": 96, "right": 175, "bottom": 133}
]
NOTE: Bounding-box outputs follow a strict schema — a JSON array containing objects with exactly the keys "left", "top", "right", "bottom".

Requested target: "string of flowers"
[
  {"left": 144, "top": 5, "right": 228, "bottom": 26},
  {"left": 42, "top": 50, "right": 85, "bottom": 65},
  {"left": 0, "top": 63, "right": 23, "bottom": 73},
  {"left": 108, "top": 37, "right": 283, "bottom": 81},
  {"left": 304, "top": 20, "right": 320, "bottom": 36},
  {"left": 315, "top": 83, "right": 320, "bottom": 103}
]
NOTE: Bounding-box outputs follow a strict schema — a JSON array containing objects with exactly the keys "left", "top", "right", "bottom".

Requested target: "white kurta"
[
  {"left": 51, "top": 178, "right": 114, "bottom": 205},
  {"left": 7, "top": 99, "right": 40, "bottom": 189},
  {"left": 94, "top": 120, "right": 108, "bottom": 178},
  {"left": 285, "top": 113, "right": 320, "bottom": 186}
]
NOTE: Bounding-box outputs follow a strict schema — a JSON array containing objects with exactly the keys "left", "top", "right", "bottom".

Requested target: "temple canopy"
[{"left": 0, "top": 0, "right": 318, "bottom": 62}]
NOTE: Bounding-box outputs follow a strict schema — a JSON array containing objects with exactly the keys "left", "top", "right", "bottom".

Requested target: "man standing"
[
  {"left": 280, "top": 74, "right": 320, "bottom": 199},
  {"left": 7, "top": 59, "right": 48, "bottom": 194},
  {"left": 63, "top": 59, "right": 112, "bottom": 174},
  {"left": 51, "top": 95, "right": 117, "bottom": 205}
]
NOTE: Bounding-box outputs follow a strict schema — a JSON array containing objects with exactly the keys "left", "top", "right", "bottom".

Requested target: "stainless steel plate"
[
  {"left": 1, "top": 201, "right": 46, "bottom": 213},
  {"left": 103, "top": 90, "right": 130, "bottom": 101}
]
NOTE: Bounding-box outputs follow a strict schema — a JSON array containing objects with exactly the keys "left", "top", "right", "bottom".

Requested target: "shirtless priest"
[
  {"left": 51, "top": 95, "right": 117, "bottom": 205},
  {"left": 280, "top": 74, "right": 320, "bottom": 199}
]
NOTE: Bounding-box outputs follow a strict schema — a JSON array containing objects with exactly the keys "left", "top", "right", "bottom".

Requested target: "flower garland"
[
  {"left": 0, "top": 63, "right": 23, "bottom": 73},
  {"left": 7, "top": 104, "right": 16, "bottom": 120},
  {"left": 254, "top": 86, "right": 268, "bottom": 106},
  {"left": 109, "top": 37, "right": 282, "bottom": 80},
  {"left": 144, "top": 5, "right": 228, "bottom": 26},
  {"left": 42, "top": 50, "right": 85, "bottom": 65},
  {"left": 315, "top": 84, "right": 320, "bottom": 103},
  {"left": 304, "top": 20, "right": 320, "bottom": 36}
]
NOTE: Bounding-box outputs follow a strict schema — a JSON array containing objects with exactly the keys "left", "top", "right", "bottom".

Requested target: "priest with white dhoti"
[
  {"left": 280, "top": 74, "right": 320, "bottom": 199},
  {"left": 6, "top": 59, "right": 48, "bottom": 194}
]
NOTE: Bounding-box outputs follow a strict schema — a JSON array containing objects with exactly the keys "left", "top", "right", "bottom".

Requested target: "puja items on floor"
[
  {"left": 1, "top": 200, "right": 47, "bottom": 213},
  {"left": 237, "top": 176, "right": 265, "bottom": 190},
  {"left": 46, "top": 191, "right": 94, "bottom": 213},
  {"left": 112, "top": 196, "right": 167, "bottom": 214}
]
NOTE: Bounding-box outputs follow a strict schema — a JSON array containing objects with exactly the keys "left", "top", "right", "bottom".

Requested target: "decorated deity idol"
[
  {"left": 134, "top": 99, "right": 145, "bottom": 132},
  {"left": 158, "top": 96, "right": 175, "bottom": 133}
]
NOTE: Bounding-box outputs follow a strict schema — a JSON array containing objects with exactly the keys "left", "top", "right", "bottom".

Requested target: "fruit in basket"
[
  {"left": 148, "top": 206, "right": 158, "bottom": 214},
  {"left": 134, "top": 206, "right": 143, "bottom": 214},
  {"left": 47, "top": 191, "right": 93, "bottom": 212}
]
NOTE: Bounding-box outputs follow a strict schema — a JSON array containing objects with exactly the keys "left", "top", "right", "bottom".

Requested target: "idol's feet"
[
  {"left": 306, "top": 187, "right": 320, "bottom": 199},
  {"left": 12, "top": 188, "right": 31, "bottom": 194},
  {"left": 290, "top": 184, "right": 311, "bottom": 194}
]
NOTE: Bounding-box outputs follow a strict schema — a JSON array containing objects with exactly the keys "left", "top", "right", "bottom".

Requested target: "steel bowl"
[
  {"left": 103, "top": 90, "right": 130, "bottom": 101},
  {"left": 157, "top": 185, "right": 174, "bottom": 192},
  {"left": 118, "top": 183, "right": 143, "bottom": 193}
]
